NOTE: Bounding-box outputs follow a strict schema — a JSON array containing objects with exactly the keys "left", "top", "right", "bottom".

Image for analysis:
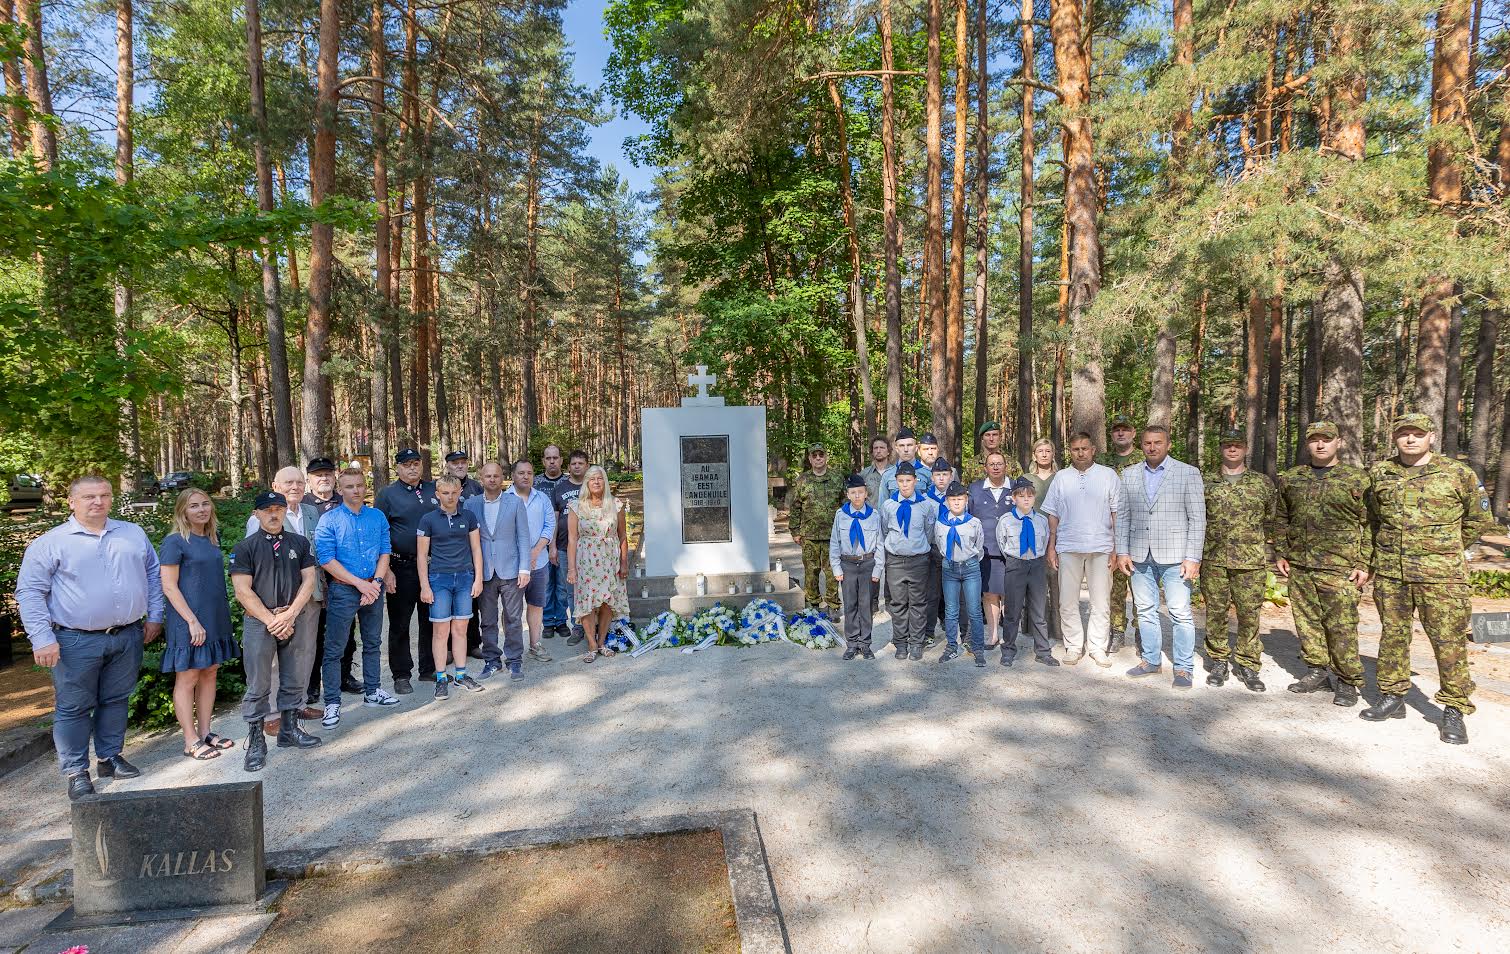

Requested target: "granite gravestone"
[
  {"left": 1471, "top": 612, "right": 1510, "bottom": 643},
  {"left": 70, "top": 781, "right": 265, "bottom": 919},
  {"left": 681, "top": 435, "right": 732, "bottom": 543}
]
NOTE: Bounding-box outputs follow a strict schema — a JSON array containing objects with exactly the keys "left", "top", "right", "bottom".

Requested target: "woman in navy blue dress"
[{"left": 159, "top": 488, "right": 238, "bottom": 761}]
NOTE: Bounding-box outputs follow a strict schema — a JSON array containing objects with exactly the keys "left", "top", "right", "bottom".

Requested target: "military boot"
[
  {"left": 1360, "top": 694, "right": 1406, "bottom": 721},
  {"left": 277, "top": 710, "right": 322, "bottom": 749},
  {"left": 1206, "top": 660, "right": 1229, "bottom": 687},
  {"left": 244, "top": 721, "right": 267, "bottom": 772},
  {"left": 1439, "top": 707, "right": 1468, "bottom": 745},
  {"left": 1286, "top": 666, "right": 1331, "bottom": 694},
  {"left": 1332, "top": 682, "right": 1359, "bottom": 707},
  {"left": 1107, "top": 631, "right": 1125, "bottom": 654},
  {"left": 1232, "top": 664, "right": 1266, "bottom": 693}
]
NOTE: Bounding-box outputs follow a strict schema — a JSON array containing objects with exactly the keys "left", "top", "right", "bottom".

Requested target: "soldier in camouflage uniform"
[
  {"left": 789, "top": 443, "right": 848, "bottom": 610},
  {"left": 1360, "top": 413, "right": 1495, "bottom": 745},
  {"left": 1274, "top": 421, "right": 1372, "bottom": 707},
  {"left": 1097, "top": 414, "right": 1141, "bottom": 653},
  {"left": 1201, "top": 429, "right": 1277, "bottom": 691},
  {"left": 963, "top": 421, "right": 1022, "bottom": 485}
]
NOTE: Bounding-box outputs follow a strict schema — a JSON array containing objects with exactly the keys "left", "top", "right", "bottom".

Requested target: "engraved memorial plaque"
[{"left": 681, "top": 435, "right": 732, "bottom": 544}]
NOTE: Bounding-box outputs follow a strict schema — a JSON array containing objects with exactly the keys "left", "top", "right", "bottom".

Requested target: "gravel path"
[{"left": 5, "top": 540, "right": 1508, "bottom": 952}]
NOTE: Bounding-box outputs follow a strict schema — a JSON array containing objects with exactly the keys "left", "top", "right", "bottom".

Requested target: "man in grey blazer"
[
  {"left": 464, "top": 461, "right": 534, "bottom": 680},
  {"left": 1114, "top": 424, "right": 1206, "bottom": 688},
  {"left": 244, "top": 466, "right": 325, "bottom": 729}
]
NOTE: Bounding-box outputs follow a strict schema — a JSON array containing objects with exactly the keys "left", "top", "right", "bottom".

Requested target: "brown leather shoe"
[
  {"left": 298, "top": 706, "right": 322, "bottom": 720},
  {"left": 263, "top": 718, "right": 280, "bottom": 736}
]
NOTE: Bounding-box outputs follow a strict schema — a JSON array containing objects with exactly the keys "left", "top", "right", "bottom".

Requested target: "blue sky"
[{"left": 563, "top": 0, "right": 658, "bottom": 198}]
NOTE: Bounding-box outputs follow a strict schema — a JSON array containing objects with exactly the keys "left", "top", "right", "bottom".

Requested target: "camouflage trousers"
[
  {"left": 1289, "top": 566, "right": 1364, "bottom": 687},
  {"left": 1372, "top": 577, "right": 1475, "bottom": 715},
  {"left": 800, "top": 539, "right": 839, "bottom": 609},
  {"left": 1109, "top": 569, "right": 1129, "bottom": 637},
  {"left": 1201, "top": 565, "right": 1266, "bottom": 670}
]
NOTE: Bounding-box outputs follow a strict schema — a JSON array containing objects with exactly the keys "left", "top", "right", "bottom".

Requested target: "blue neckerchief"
[
  {"left": 925, "top": 484, "right": 947, "bottom": 506},
  {"left": 939, "top": 511, "right": 972, "bottom": 560},
  {"left": 890, "top": 490, "right": 924, "bottom": 537},
  {"left": 842, "top": 502, "right": 873, "bottom": 550},
  {"left": 1010, "top": 505, "right": 1036, "bottom": 556}
]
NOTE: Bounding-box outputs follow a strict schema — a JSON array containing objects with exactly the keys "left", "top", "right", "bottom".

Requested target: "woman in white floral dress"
[{"left": 566, "top": 466, "right": 630, "bottom": 662}]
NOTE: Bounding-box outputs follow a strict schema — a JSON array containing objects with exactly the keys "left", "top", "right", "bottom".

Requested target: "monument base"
[
  {"left": 628, "top": 570, "right": 806, "bottom": 622},
  {"left": 46, "top": 881, "right": 287, "bottom": 931}
]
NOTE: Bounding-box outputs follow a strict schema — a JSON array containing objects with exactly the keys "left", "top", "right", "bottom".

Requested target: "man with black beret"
[
  {"left": 444, "top": 450, "right": 484, "bottom": 499},
  {"left": 374, "top": 448, "right": 438, "bottom": 693}
]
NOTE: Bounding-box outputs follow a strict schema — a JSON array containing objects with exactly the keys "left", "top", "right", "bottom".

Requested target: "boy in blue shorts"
[{"left": 417, "top": 476, "right": 485, "bottom": 699}]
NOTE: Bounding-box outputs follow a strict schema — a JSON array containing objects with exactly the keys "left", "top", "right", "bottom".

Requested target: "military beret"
[
  {"left": 1110, "top": 414, "right": 1135, "bottom": 429},
  {"left": 1218, "top": 429, "right": 1245, "bottom": 446},
  {"left": 931, "top": 458, "right": 952, "bottom": 473},
  {"left": 895, "top": 461, "right": 916, "bottom": 476},
  {"left": 807, "top": 442, "right": 827, "bottom": 454},
  {"left": 896, "top": 427, "right": 917, "bottom": 440},
  {"left": 1305, "top": 421, "right": 1339, "bottom": 439},
  {"left": 254, "top": 490, "right": 288, "bottom": 511},
  {"left": 844, "top": 473, "right": 866, "bottom": 489},
  {"left": 945, "top": 480, "right": 968, "bottom": 498},
  {"left": 305, "top": 456, "right": 336, "bottom": 473},
  {"left": 919, "top": 432, "right": 939, "bottom": 446},
  {"left": 395, "top": 448, "right": 422, "bottom": 464},
  {"left": 976, "top": 420, "right": 1001, "bottom": 437},
  {"left": 444, "top": 450, "right": 469, "bottom": 462},
  {"left": 1010, "top": 477, "right": 1037, "bottom": 495},
  {"left": 1390, "top": 412, "right": 1434, "bottom": 434}
]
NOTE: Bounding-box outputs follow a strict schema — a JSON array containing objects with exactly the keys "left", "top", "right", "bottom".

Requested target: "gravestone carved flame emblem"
[{"left": 91, "top": 821, "right": 120, "bottom": 887}]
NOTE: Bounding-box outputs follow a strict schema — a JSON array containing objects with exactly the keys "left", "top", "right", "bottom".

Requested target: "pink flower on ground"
[{"left": 58, "top": 947, "right": 90, "bottom": 954}]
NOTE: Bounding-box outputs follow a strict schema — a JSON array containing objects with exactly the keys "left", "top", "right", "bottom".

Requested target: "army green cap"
[
  {"left": 1110, "top": 414, "right": 1134, "bottom": 429},
  {"left": 1305, "top": 421, "right": 1339, "bottom": 439},
  {"left": 807, "top": 442, "right": 827, "bottom": 454},
  {"left": 976, "top": 420, "right": 1001, "bottom": 437},
  {"left": 1390, "top": 412, "right": 1434, "bottom": 434},
  {"left": 1218, "top": 429, "right": 1245, "bottom": 447}
]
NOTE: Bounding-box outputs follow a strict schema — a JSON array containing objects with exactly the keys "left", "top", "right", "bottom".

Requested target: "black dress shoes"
[
  {"left": 1439, "top": 707, "right": 1468, "bottom": 745},
  {"left": 96, "top": 754, "right": 140, "bottom": 779},
  {"left": 67, "top": 773, "right": 95, "bottom": 800},
  {"left": 340, "top": 675, "right": 363, "bottom": 694},
  {"left": 1360, "top": 694, "right": 1407, "bottom": 722}
]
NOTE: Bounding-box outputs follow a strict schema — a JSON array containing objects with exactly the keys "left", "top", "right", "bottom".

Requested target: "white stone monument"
[{"left": 630, "top": 367, "right": 802, "bottom": 619}]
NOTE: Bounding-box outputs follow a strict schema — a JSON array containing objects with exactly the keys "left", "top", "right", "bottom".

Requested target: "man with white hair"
[{"left": 245, "top": 466, "right": 325, "bottom": 730}]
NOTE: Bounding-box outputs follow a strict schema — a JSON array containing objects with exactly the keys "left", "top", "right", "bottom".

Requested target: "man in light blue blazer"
[
  {"left": 1114, "top": 423, "right": 1206, "bottom": 688},
  {"left": 464, "top": 461, "right": 534, "bottom": 680}
]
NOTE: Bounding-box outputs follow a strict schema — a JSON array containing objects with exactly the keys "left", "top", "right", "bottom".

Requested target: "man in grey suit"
[
  {"left": 464, "top": 461, "right": 534, "bottom": 681},
  {"left": 1114, "top": 424, "right": 1206, "bottom": 688}
]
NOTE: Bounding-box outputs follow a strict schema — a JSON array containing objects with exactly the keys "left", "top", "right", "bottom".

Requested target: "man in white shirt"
[{"left": 1041, "top": 432, "right": 1120, "bottom": 666}]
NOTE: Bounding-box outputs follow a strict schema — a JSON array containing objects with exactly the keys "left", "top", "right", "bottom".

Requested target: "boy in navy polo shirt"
[{"left": 418, "top": 475, "right": 485, "bottom": 700}]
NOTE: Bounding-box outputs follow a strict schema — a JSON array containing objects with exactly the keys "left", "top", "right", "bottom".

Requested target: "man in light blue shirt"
[
  {"left": 15, "top": 476, "right": 164, "bottom": 799},
  {"left": 506, "top": 459, "right": 556, "bottom": 663},
  {"left": 313, "top": 468, "right": 398, "bottom": 724}
]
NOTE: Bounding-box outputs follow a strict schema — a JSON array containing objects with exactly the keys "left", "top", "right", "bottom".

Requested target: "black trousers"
[
  {"left": 307, "top": 602, "right": 357, "bottom": 699},
  {"left": 386, "top": 558, "right": 434, "bottom": 679}
]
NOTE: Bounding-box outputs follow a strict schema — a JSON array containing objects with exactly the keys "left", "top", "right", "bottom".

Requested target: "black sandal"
[
  {"left": 184, "top": 741, "right": 221, "bottom": 761},
  {"left": 202, "top": 733, "right": 234, "bottom": 750}
]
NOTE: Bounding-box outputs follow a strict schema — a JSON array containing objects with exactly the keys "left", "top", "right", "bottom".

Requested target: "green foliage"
[{"left": 1470, "top": 571, "right": 1510, "bottom": 599}]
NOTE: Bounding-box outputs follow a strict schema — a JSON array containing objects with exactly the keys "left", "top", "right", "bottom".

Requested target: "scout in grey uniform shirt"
[
  {"left": 881, "top": 463, "right": 937, "bottom": 659},
  {"left": 995, "top": 479, "right": 1057, "bottom": 666},
  {"left": 829, "top": 475, "right": 886, "bottom": 656}
]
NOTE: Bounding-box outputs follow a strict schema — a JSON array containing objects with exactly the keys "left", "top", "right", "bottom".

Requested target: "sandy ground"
[{"left": 4, "top": 532, "right": 1510, "bottom": 953}]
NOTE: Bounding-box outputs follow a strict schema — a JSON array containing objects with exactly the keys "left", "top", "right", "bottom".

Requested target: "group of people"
[
  {"left": 799, "top": 414, "right": 1494, "bottom": 746},
  {"left": 16, "top": 446, "right": 629, "bottom": 798}
]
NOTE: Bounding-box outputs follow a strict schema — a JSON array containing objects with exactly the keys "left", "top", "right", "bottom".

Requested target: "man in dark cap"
[
  {"left": 829, "top": 473, "right": 884, "bottom": 659},
  {"left": 1361, "top": 412, "right": 1495, "bottom": 744},
  {"left": 1098, "top": 414, "right": 1141, "bottom": 653},
  {"left": 965, "top": 420, "right": 1021, "bottom": 485},
  {"left": 231, "top": 491, "right": 322, "bottom": 771},
  {"left": 374, "top": 448, "right": 438, "bottom": 694},
  {"left": 302, "top": 455, "right": 359, "bottom": 695},
  {"left": 1201, "top": 429, "right": 1277, "bottom": 691},
  {"left": 1274, "top": 421, "right": 1371, "bottom": 705},
  {"left": 444, "top": 450, "right": 484, "bottom": 499},
  {"left": 879, "top": 427, "right": 920, "bottom": 502},
  {"left": 917, "top": 432, "right": 942, "bottom": 472},
  {"left": 303, "top": 456, "right": 341, "bottom": 514},
  {"left": 789, "top": 443, "right": 847, "bottom": 610},
  {"left": 881, "top": 460, "right": 938, "bottom": 659},
  {"left": 924, "top": 457, "right": 955, "bottom": 640}
]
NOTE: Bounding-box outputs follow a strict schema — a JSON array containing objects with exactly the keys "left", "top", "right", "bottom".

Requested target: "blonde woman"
[
  {"left": 1025, "top": 438, "right": 1063, "bottom": 643},
  {"left": 159, "top": 488, "right": 238, "bottom": 761},
  {"left": 565, "top": 466, "right": 629, "bottom": 662}
]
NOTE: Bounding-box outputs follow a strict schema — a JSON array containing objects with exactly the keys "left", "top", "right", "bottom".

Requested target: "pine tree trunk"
[
  {"left": 1014, "top": 0, "right": 1035, "bottom": 463},
  {"left": 366, "top": 0, "right": 390, "bottom": 484},
  {"left": 925, "top": 0, "right": 948, "bottom": 447},
  {"left": 522, "top": 112, "right": 542, "bottom": 435},
  {"left": 1244, "top": 292, "right": 1265, "bottom": 468},
  {"left": 1298, "top": 299, "right": 1321, "bottom": 465},
  {"left": 1264, "top": 296, "right": 1283, "bottom": 476},
  {"left": 972, "top": 0, "right": 990, "bottom": 455},
  {"left": 1185, "top": 290, "right": 1206, "bottom": 464},
  {"left": 1442, "top": 295, "right": 1465, "bottom": 454},
  {"left": 879, "top": 0, "right": 903, "bottom": 436},
  {"left": 1468, "top": 308, "right": 1501, "bottom": 479},
  {"left": 1049, "top": 0, "right": 1104, "bottom": 449},
  {"left": 942, "top": 0, "right": 969, "bottom": 465},
  {"left": 114, "top": 0, "right": 141, "bottom": 489},
  {"left": 300, "top": 0, "right": 339, "bottom": 459},
  {"left": 0, "top": 0, "right": 27, "bottom": 156},
  {"left": 827, "top": 78, "right": 876, "bottom": 442},
  {"left": 18, "top": 0, "right": 54, "bottom": 168},
  {"left": 1151, "top": 0, "right": 1193, "bottom": 435}
]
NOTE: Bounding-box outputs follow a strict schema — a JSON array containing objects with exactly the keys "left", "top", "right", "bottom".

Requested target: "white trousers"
[{"left": 1057, "top": 552, "right": 1112, "bottom": 656}]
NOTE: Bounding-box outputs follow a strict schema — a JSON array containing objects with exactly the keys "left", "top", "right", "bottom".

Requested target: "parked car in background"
[
  {"left": 160, "top": 471, "right": 193, "bottom": 492},
  {"left": 2, "top": 473, "right": 45, "bottom": 510}
]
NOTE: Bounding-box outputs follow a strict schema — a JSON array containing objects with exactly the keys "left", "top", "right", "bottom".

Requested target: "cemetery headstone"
[{"left": 1470, "top": 612, "right": 1510, "bottom": 643}]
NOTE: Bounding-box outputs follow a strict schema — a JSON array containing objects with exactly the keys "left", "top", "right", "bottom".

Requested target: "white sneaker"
[
  {"left": 363, "top": 688, "right": 400, "bottom": 707},
  {"left": 1089, "top": 652, "right": 1112, "bottom": 668},
  {"left": 322, "top": 703, "right": 341, "bottom": 727}
]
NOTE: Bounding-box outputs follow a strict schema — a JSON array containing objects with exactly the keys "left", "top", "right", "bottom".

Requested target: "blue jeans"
[
  {"left": 544, "top": 559, "right": 575, "bottom": 628},
  {"left": 426, "top": 570, "right": 475, "bottom": 622},
  {"left": 51, "top": 623, "right": 144, "bottom": 776},
  {"left": 1129, "top": 559, "right": 1196, "bottom": 671},
  {"left": 941, "top": 557, "right": 985, "bottom": 653},
  {"left": 323, "top": 581, "right": 385, "bottom": 704}
]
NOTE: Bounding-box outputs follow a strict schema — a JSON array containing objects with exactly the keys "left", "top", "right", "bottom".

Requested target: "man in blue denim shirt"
[
  {"left": 314, "top": 468, "right": 399, "bottom": 726},
  {"left": 16, "top": 476, "right": 164, "bottom": 800}
]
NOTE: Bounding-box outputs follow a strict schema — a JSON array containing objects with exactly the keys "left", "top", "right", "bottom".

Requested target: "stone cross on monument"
[{"left": 682, "top": 364, "right": 724, "bottom": 407}]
